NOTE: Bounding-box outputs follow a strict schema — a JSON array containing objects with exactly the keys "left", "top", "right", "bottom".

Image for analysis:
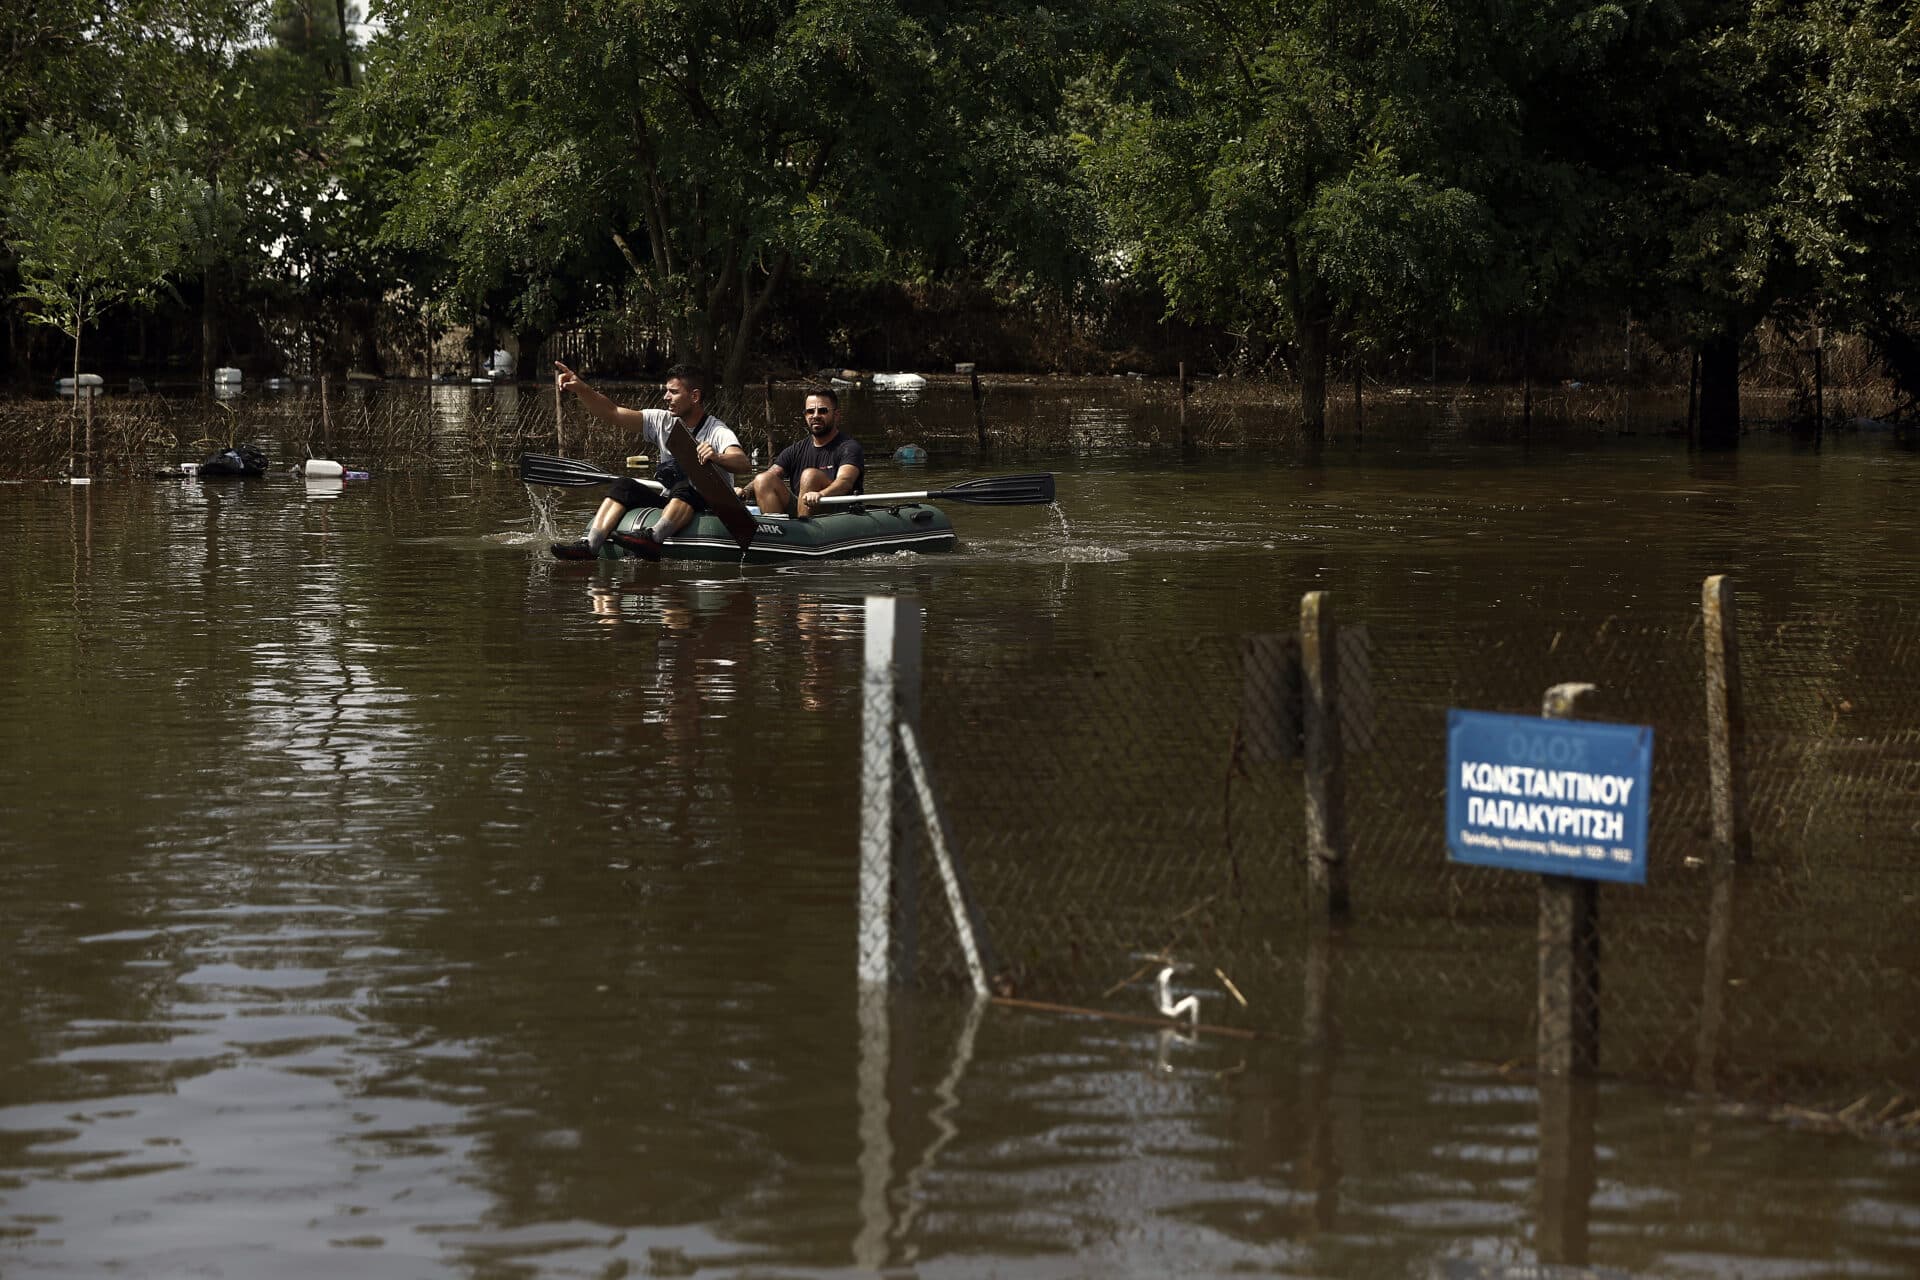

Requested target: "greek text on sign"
[{"left": 1446, "top": 710, "right": 1653, "bottom": 884}]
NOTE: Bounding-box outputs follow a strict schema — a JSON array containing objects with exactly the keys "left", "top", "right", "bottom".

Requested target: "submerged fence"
[{"left": 859, "top": 581, "right": 1920, "bottom": 1138}]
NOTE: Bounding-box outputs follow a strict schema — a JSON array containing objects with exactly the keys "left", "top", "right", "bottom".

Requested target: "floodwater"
[{"left": 2, "top": 381, "right": 1917, "bottom": 1277}]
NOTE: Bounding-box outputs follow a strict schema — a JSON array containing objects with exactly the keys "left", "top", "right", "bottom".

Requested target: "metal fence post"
[
  {"left": 1702, "top": 574, "right": 1752, "bottom": 867},
  {"left": 1301, "top": 591, "right": 1351, "bottom": 918},
  {"left": 1539, "top": 682, "right": 1602, "bottom": 1077},
  {"left": 861, "top": 596, "right": 922, "bottom": 989}
]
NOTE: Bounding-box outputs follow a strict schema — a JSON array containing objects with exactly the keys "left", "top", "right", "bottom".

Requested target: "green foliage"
[
  {"left": 3, "top": 0, "right": 1920, "bottom": 411},
  {"left": 1082, "top": 0, "right": 1496, "bottom": 417},
  {"left": 349, "top": 0, "right": 1117, "bottom": 393},
  {"left": 3, "top": 123, "right": 199, "bottom": 375}
]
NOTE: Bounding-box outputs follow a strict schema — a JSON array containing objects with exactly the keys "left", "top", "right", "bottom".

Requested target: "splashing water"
[
  {"left": 526, "top": 486, "right": 569, "bottom": 541},
  {"left": 1048, "top": 502, "right": 1071, "bottom": 554}
]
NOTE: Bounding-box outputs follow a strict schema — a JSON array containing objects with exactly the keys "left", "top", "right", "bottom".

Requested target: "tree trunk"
[
  {"left": 720, "top": 254, "right": 789, "bottom": 409},
  {"left": 71, "top": 316, "right": 82, "bottom": 477},
  {"left": 350, "top": 302, "right": 383, "bottom": 376},
  {"left": 201, "top": 277, "right": 219, "bottom": 389},
  {"left": 1697, "top": 327, "right": 1743, "bottom": 450},
  {"left": 1298, "top": 319, "right": 1329, "bottom": 439},
  {"left": 333, "top": 0, "right": 354, "bottom": 86},
  {"left": 1284, "top": 236, "right": 1330, "bottom": 439}
]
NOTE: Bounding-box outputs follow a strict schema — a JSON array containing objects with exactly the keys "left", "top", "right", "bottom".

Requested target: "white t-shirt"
[{"left": 638, "top": 408, "right": 741, "bottom": 472}]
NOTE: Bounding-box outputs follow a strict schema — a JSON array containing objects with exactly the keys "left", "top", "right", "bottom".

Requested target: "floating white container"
[
  {"left": 214, "top": 367, "right": 242, "bottom": 384},
  {"left": 301, "top": 459, "right": 368, "bottom": 479},
  {"left": 55, "top": 374, "right": 104, "bottom": 399},
  {"left": 872, "top": 372, "right": 927, "bottom": 389}
]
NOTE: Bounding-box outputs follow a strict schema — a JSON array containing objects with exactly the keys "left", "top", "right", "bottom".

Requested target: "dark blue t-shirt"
[{"left": 775, "top": 434, "right": 865, "bottom": 494}]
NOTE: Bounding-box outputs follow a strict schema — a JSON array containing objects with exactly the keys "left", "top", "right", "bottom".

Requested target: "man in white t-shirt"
[{"left": 548, "top": 362, "right": 752, "bottom": 560}]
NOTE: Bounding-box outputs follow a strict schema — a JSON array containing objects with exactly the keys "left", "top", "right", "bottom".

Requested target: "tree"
[
  {"left": 351, "top": 0, "right": 1113, "bottom": 402},
  {"left": 1082, "top": 0, "right": 1495, "bottom": 434},
  {"left": 1753, "top": 0, "right": 1920, "bottom": 413},
  {"left": 3, "top": 124, "right": 196, "bottom": 471},
  {"left": 1601, "top": 0, "right": 1920, "bottom": 443}
]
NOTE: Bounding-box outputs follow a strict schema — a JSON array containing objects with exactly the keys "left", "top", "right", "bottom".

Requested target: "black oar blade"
[
  {"left": 519, "top": 453, "right": 620, "bottom": 487},
  {"left": 665, "top": 422, "right": 758, "bottom": 550},
  {"left": 932, "top": 473, "right": 1056, "bottom": 505}
]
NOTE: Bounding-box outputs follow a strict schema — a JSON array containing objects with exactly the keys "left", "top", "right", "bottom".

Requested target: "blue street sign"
[{"left": 1446, "top": 709, "right": 1653, "bottom": 884}]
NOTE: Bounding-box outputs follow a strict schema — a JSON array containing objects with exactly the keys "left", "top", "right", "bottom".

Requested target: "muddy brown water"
[{"left": 2, "top": 382, "right": 1917, "bottom": 1276}]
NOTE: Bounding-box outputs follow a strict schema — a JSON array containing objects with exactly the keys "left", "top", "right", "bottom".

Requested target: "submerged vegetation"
[{"left": 3, "top": 0, "right": 1919, "bottom": 448}]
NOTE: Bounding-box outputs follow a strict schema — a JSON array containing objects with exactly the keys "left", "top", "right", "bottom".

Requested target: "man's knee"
[{"left": 609, "top": 476, "right": 667, "bottom": 508}]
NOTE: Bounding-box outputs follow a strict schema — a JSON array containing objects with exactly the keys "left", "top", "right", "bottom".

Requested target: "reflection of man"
[
  {"left": 548, "top": 361, "right": 751, "bottom": 560},
  {"left": 747, "top": 387, "right": 864, "bottom": 517}
]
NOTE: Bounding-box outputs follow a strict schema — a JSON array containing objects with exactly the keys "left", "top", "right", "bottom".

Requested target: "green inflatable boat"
[{"left": 605, "top": 503, "right": 957, "bottom": 564}]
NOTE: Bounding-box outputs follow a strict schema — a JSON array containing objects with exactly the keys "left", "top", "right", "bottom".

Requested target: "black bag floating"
[{"left": 196, "top": 446, "right": 269, "bottom": 478}]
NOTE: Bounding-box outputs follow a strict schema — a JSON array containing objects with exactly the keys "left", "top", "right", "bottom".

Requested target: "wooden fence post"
[
  {"left": 1702, "top": 575, "right": 1752, "bottom": 867},
  {"left": 970, "top": 370, "right": 987, "bottom": 452},
  {"left": 1301, "top": 592, "right": 1350, "bottom": 918},
  {"left": 1687, "top": 350, "right": 1699, "bottom": 443},
  {"left": 1178, "top": 360, "right": 1190, "bottom": 448},
  {"left": 1695, "top": 573, "right": 1750, "bottom": 1094},
  {"left": 1536, "top": 1074, "right": 1597, "bottom": 1265},
  {"left": 1538, "top": 682, "right": 1602, "bottom": 1077},
  {"left": 1813, "top": 340, "right": 1825, "bottom": 440},
  {"left": 764, "top": 374, "right": 776, "bottom": 463}
]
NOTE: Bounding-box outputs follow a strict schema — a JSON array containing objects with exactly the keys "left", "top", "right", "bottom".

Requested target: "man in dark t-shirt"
[{"left": 747, "top": 387, "right": 865, "bottom": 517}]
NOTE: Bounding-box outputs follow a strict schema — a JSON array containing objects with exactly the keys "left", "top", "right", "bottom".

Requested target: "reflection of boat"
[{"left": 605, "top": 504, "right": 955, "bottom": 564}]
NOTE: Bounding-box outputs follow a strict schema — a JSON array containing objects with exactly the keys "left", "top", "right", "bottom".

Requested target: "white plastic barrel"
[
  {"left": 213, "top": 367, "right": 242, "bottom": 385},
  {"left": 56, "top": 374, "right": 104, "bottom": 399}
]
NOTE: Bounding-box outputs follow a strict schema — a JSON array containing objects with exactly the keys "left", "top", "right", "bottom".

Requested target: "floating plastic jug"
[{"left": 302, "top": 459, "right": 369, "bottom": 480}]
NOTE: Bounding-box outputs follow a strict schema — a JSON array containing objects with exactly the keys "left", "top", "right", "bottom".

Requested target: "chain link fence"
[{"left": 862, "top": 589, "right": 1920, "bottom": 1139}]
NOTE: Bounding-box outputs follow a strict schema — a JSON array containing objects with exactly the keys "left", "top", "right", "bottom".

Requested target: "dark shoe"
[
  {"left": 549, "top": 538, "right": 597, "bottom": 561},
  {"left": 608, "top": 529, "right": 661, "bottom": 561}
]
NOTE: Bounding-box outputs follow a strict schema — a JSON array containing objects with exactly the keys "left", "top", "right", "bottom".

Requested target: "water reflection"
[{"left": 3, "top": 404, "right": 1919, "bottom": 1275}]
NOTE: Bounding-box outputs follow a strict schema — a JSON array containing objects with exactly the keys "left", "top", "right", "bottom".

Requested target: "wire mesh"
[{"left": 879, "top": 598, "right": 1920, "bottom": 1135}]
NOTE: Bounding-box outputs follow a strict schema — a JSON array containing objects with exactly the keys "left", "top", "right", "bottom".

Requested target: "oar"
[
  {"left": 816, "top": 473, "right": 1056, "bottom": 507},
  {"left": 665, "top": 421, "right": 759, "bottom": 549},
  {"left": 519, "top": 453, "right": 622, "bottom": 486}
]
